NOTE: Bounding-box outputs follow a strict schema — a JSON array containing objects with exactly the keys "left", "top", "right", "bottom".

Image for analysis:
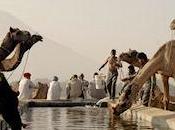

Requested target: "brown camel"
[
  {"left": 0, "top": 27, "right": 31, "bottom": 61},
  {"left": 11, "top": 82, "right": 48, "bottom": 99},
  {"left": 113, "top": 40, "right": 175, "bottom": 116},
  {"left": 33, "top": 82, "right": 49, "bottom": 99},
  {"left": 0, "top": 28, "right": 42, "bottom": 130},
  {"left": 0, "top": 34, "right": 42, "bottom": 71}
]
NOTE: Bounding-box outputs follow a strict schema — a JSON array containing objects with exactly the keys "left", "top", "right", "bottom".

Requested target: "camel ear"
[{"left": 9, "top": 27, "right": 15, "bottom": 33}]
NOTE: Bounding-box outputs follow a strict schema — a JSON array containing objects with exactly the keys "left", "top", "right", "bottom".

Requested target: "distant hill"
[{"left": 0, "top": 10, "right": 99, "bottom": 81}]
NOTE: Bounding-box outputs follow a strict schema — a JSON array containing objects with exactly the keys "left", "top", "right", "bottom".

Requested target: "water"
[{"left": 22, "top": 107, "right": 170, "bottom": 130}]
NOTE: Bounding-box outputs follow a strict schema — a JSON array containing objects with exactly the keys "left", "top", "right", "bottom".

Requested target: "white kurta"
[
  {"left": 18, "top": 78, "right": 35, "bottom": 100},
  {"left": 47, "top": 81, "right": 61, "bottom": 100}
]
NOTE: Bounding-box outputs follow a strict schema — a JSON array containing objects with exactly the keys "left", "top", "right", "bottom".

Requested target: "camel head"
[
  {"left": 112, "top": 83, "right": 139, "bottom": 116},
  {"left": 21, "top": 34, "right": 43, "bottom": 51},
  {"left": 119, "top": 49, "right": 144, "bottom": 68},
  {"left": 0, "top": 27, "right": 32, "bottom": 62},
  {"left": 31, "top": 34, "right": 43, "bottom": 43},
  {"left": 119, "top": 49, "right": 138, "bottom": 61},
  {"left": 8, "top": 27, "right": 31, "bottom": 43}
]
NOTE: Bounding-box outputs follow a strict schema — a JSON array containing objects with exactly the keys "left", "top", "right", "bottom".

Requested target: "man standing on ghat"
[{"left": 99, "top": 49, "right": 122, "bottom": 100}]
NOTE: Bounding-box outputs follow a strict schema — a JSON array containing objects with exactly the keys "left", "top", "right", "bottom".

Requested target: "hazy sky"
[
  {"left": 0, "top": 0, "right": 175, "bottom": 81},
  {"left": 0, "top": 0, "right": 174, "bottom": 62}
]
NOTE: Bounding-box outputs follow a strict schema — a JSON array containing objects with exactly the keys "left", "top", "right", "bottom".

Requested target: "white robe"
[
  {"left": 47, "top": 81, "right": 61, "bottom": 100},
  {"left": 18, "top": 78, "right": 35, "bottom": 100}
]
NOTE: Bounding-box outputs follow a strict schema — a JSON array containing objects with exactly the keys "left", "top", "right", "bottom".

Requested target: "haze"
[{"left": 0, "top": 0, "right": 174, "bottom": 81}]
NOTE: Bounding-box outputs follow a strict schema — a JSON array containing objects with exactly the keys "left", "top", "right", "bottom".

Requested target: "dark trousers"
[{"left": 106, "top": 71, "right": 118, "bottom": 99}]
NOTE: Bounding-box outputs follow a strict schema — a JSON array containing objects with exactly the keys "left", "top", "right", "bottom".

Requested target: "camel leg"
[{"left": 161, "top": 75, "right": 169, "bottom": 110}]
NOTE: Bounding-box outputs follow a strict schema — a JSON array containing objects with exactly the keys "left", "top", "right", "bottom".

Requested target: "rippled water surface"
[{"left": 22, "top": 107, "right": 170, "bottom": 130}]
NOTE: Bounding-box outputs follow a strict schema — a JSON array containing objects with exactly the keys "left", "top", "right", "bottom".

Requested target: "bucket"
[{"left": 95, "top": 75, "right": 105, "bottom": 89}]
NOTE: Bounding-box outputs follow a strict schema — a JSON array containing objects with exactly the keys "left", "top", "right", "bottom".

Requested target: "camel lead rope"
[
  {"left": 148, "top": 78, "right": 153, "bottom": 107},
  {"left": 119, "top": 68, "right": 124, "bottom": 80},
  {"left": 19, "top": 50, "right": 31, "bottom": 81},
  {"left": 7, "top": 70, "right": 15, "bottom": 80}
]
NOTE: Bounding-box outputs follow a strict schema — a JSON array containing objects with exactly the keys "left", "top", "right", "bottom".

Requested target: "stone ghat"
[
  {"left": 108, "top": 101, "right": 175, "bottom": 130},
  {"left": 20, "top": 99, "right": 98, "bottom": 107}
]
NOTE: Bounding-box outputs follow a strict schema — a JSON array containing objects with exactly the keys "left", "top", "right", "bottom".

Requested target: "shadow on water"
[
  {"left": 22, "top": 107, "right": 169, "bottom": 130},
  {"left": 108, "top": 109, "right": 153, "bottom": 130}
]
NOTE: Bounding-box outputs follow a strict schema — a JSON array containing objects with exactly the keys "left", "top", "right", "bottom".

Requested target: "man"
[
  {"left": 99, "top": 49, "right": 122, "bottom": 99},
  {"left": 79, "top": 73, "right": 89, "bottom": 99},
  {"left": 66, "top": 75, "right": 83, "bottom": 99},
  {"left": 137, "top": 52, "right": 156, "bottom": 106},
  {"left": 47, "top": 76, "right": 61, "bottom": 100},
  {"left": 18, "top": 72, "right": 36, "bottom": 100},
  {"left": 120, "top": 65, "right": 136, "bottom": 94}
]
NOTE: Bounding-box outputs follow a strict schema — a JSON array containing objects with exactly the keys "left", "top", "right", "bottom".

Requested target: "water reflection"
[
  {"left": 22, "top": 107, "right": 168, "bottom": 130},
  {"left": 108, "top": 115, "right": 138, "bottom": 130}
]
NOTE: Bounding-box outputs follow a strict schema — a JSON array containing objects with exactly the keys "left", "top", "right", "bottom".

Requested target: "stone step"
[{"left": 20, "top": 99, "right": 98, "bottom": 107}]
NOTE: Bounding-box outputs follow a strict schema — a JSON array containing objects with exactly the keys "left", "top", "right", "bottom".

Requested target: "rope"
[
  {"left": 119, "top": 68, "right": 124, "bottom": 80},
  {"left": 7, "top": 70, "right": 15, "bottom": 80},
  {"left": 19, "top": 50, "right": 31, "bottom": 81},
  {"left": 148, "top": 78, "right": 154, "bottom": 107},
  {"left": 7, "top": 50, "right": 31, "bottom": 81}
]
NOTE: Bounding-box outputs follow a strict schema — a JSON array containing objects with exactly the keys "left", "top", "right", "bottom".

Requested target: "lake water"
[{"left": 22, "top": 107, "right": 170, "bottom": 130}]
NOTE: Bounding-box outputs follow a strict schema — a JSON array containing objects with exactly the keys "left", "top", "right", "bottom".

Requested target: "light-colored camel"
[
  {"left": 119, "top": 49, "right": 175, "bottom": 106},
  {"left": 113, "top": 40, "right": 175, "bottom": 115}
]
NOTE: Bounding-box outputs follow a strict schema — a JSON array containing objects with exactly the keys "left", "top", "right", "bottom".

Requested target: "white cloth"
[
  {"left": 94, "top": 75, "right": 105, "bottom": 89},
  {"left": 66, "top": 79, "right": 82, "bottom": 99},
  {"left": 47, "top": 81, "right": 61, "bottom": 100},
  {"left": 18, "top": 78, "right": 35, "bottom": 100}
]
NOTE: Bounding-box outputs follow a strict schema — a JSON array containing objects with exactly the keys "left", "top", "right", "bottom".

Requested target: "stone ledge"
[
  {"left": 122, "top": 105, "right": 175, "bottom": 130},
  {"left": 20, "top": 99, "right": 98, "bottom": 107}
]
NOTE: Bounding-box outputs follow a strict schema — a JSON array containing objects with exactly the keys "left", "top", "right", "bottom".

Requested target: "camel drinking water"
[{"left": 113, "top": 39, "right": 175, "bottom": 115}]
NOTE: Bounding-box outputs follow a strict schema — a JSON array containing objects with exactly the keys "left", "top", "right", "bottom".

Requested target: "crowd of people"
[{"left": 18, "top": 49, "right": 156, "bottom": 107}]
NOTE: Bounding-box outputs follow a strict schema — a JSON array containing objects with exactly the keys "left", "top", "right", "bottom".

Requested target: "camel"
[
  {"left": 11, "top": 82, "right": 49, "bottom": 99},
  {"left": 119, "top": 49, "right": 175, "bottom": 108},
  {"left": 0, "top": 34, "right": 42, "bottom": 71},
  {"left": 0, "top": 27, "right": 31, "bottom": 61},
  {"left": 113, "top": 40, "right": 175, "bottom": 116},
  {"left": 0, "top": 28, "right": 42, "bottom": 130},
  {"left": 119, "top": 49, "right": 141, "bottom": 68},
  {"left": 33, "top": 82, "right": 49, "bottom": 99}
]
